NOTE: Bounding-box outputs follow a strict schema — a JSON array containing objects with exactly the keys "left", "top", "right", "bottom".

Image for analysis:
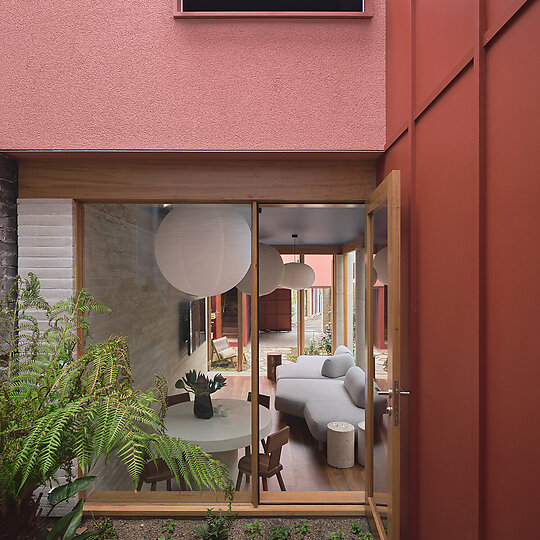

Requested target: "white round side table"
[
  {"left": 326, "top": 421, "right": 355, "bottom": 469},
  {"left": 357, "top": 421, "right": 366, "bottom": 466}
]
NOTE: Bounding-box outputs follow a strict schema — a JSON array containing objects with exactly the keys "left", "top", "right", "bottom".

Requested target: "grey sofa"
[{"left": 275, "top": 348, "right": 386, "bottom": 443}]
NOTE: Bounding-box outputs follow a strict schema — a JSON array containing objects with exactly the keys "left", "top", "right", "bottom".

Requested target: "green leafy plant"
[
  {"left": 175, "top": 370, "right": 226, "bottom": 396},
  {"left": 305, "top": 338, "right": 322, "bottom": 356},
  {"left": 326, "top": 532, "right": 345, "bottom": 540},
  {"left": 157, "top": 519, "right": 177, "bottom": 540},
  {"left": 0, "top": 275, "right": 232, "bottom": 540},
  {"left": 293, "top": 521, "right": 310, "bottom": 539},
  {"left": 320, "top": 323, "right": 332, "bottom": 355},
  {"left": 193, "top": 507, "right": 237, "bottom": 540},
  {"left": 92, "top": 516, "right": 118, "bottom": 539},
  {"left": 268, "top": 525, "right": 291, "bottom": 540},
  {"left": 45, "top": 477, "right": 97, "bottom": 540},
  {"left": 351, "top": 519, "right": 372, "bottom": 538},
  {"left": 244, "top": 520, "right": 263, "bottom": 538}
]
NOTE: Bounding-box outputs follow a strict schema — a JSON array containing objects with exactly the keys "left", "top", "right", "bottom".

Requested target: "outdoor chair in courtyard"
[
  {"left": 236, "top": 426, "right": 290, "bottom": 492},
  {"left": 211, "top": 336, "right": 246, "bottom": 368}
]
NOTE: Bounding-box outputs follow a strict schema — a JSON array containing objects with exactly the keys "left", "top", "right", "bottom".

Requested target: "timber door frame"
[
  {"left": 365, "top": 171, "right": 402, "bottom": 539},
  {"left": 73, "top": 199, "right": 387, "bottom": 517}
]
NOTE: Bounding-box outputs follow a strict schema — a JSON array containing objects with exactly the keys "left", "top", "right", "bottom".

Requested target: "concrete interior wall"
[
  {"left": 334, "top": 255, "right": 345, "bottom": 348},
  {"left": 83, "top": 204, "right": 207, "bottom": 491},
  {"left": 355, "top": 248, "right": 366, "bottom": 371}
]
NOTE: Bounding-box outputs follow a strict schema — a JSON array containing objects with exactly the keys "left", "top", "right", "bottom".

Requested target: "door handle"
[
  {"left": 377, "top": 388, "right": 410, "bottom": 417},
  {"left": 377, "top": 389, "right": 411, "bottom": 396}
]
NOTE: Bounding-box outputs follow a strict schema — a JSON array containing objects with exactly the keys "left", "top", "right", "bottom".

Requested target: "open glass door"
[{"left": 365, "top": 171, "right": 405, "bottom": 539}]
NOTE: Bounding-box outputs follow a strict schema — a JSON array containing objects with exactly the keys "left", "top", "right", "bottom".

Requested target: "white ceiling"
[
  {"left": 158, "top": 203, "right": 387, "bottom": 246},
  {"left": 258, "top": 206, "right": 365, "bottom": 246}
]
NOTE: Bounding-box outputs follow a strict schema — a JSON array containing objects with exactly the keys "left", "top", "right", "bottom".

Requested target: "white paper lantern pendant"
[
  {"left": 154, "top": 206, "right": 251, "bottom": 297},
  {"left": 373, "top": 247, "right": 388, "bottom": 286},
  {"left": 236, "top": 243, "right": 284, "bottom": 296},
  {"left": 279, "top": 234, "right": 316, "bottom": 290}
]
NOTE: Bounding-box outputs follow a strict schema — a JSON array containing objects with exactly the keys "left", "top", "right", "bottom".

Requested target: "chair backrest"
[
  {"left": 166, "top": 393, "right": 190, "bottom": 407},
  {"left": 247, "top": 391, "right": 271, "bottom": 410},
  {"left": 212, "top": 337, "right": 230, "bottom": 353},
  {"left": 266, "top": 426, "right": 290, "bottom": 470}
]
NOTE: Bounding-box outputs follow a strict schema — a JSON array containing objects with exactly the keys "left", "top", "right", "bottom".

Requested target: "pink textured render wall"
[{"left": 0, "top": 1, "right": 385, "bottom": 151}]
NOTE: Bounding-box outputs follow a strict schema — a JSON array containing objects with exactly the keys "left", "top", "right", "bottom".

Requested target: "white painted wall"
[
  {"left": 17, "top": 198, "right": 77, "bottom": 515},
  {"left": 17, "top": 198, "right": 75, "bottom": 330}
]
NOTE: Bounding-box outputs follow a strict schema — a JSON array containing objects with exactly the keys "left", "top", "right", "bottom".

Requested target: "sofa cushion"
[
  {"left": 334, "top": 345, "right": 352, "bottom": 356},
  {"left": 321, "top": 353, "right": 355, "bottom": 378},
  {"left": 343, "top": 366, "right": 366, "bottom": 408},
  {"left": 276, "top": 356, "right": 333, "bottom": 381},
  {"left": 304, "top": 400, "right": 366, "bottom": 443},
  {"left": 275, "top": 378, "right": 348, "bottom": 417}
]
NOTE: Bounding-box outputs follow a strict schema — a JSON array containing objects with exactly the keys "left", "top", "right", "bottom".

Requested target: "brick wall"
[
  {"left": 0, "top": 154, "right": 17, "bottom": 295},
  {"left": 16, "top": 198, "right": 77, "bottom": 515}
]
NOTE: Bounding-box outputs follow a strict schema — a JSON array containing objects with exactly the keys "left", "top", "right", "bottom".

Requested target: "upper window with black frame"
[
  {"left": 175, "top": 0, "right": 370, "bottom": 16},
  {"left": 182, "top": 0, "right": 363, "bottom": 10}
]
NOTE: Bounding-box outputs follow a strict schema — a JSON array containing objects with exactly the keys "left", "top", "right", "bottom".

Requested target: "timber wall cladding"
[
  {"left": 379, "top": 1, "right": 538, "bottom": 539},
  {"left": 16, "top": 157, "right": 377, "bottom": 202}
]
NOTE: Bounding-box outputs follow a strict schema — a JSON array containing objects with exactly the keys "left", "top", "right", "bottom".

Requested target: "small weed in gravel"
[
  {"left": 244, "top": 520, "right": 264, "bottom": 538},
  {"left": 157, "top": 519, "right": 177, "bottom": 540}
]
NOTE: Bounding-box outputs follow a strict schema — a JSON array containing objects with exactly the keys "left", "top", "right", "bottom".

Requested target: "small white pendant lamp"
[
  {"left": 279, "top": 234, "right": 316, "bottom": 290},
  {"left": 236, "top": 243, "right": 285, "bottom": 296},
  {"left": 154, "top": 206, "right": 251, "bottom": 297},
  {"left": 281, "top": 262, "right": 316, "bottom": 290}
]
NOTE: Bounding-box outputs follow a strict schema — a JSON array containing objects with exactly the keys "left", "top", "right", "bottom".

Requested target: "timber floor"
[{"left": 219, "top": 374, "right": 366, "bottom": 492}]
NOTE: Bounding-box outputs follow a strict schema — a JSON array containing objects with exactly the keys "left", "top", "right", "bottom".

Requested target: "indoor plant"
[{"left": 175, "top": 370, "right": 226, "bottom": 419}]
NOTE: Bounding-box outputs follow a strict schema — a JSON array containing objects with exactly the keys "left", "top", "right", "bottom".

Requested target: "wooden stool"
[
  {"left": 327, "top": 421, "right": 355, "bottom": 469},
  {"left": 266, "top": 352, "right": 282, "bottom": 381}
]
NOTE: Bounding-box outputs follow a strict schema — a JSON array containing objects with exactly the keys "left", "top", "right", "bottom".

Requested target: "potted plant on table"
[{"left": 175, "top": 370, "right": 226, "bottom": 419}]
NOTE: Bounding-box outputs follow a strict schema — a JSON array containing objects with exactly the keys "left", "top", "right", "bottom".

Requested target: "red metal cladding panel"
[
  {"left": 415, "top": 0, "right": 474, "bottom": 111},
  {"left": 386, "top": 0, "right": 411, "bottom": 141},
  {"left": 486, "top": 0, "right": 523, "bottom": 33},
  {"left": 485, "top": 3, "right": 540, "bottom": 538},
  {"left": 376, "top": 133, "right": 411, "bottom": 539},
  {"left": 414, "top": 67, "right": 477, "bottom": 540}
]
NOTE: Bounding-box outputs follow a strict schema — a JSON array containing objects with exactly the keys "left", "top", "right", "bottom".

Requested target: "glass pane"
[
  {"left": 304, "top": 255, "right": 333, "bottom": 355},
  {"left": 83, "top": 203, "right": 252, "bottom": 502},
  {"left": 371, "top": 204, "right": 390, "bottom": 510},
  {"left": 258, "top": 205, "right": 366, "bottom": 497}
]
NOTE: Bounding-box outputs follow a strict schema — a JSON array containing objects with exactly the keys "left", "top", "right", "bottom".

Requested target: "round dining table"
[{"left": 165, "top": 398, "right": 273, "bottom": 479}]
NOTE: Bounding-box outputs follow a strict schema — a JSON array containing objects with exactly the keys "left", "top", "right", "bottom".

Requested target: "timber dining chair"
[
  {"left": 166, "top": 392, "right": 190, "bottom": 407},
  {"left": 236, "top": 426, "right": 290, "bottom": 492},
  {"left": 137, "top": 392, "right": 190, "bottom": 492},
  {"left": 137, "top": 459, "right": 174, "bottom": 492},
  {"left": 244, "top": 392, "right": 272, "bottom": 481}
]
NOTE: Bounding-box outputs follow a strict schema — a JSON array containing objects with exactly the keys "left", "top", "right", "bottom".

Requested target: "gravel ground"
[{"left": 70, "top": 516, "right": 372, "bottom": 539}]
